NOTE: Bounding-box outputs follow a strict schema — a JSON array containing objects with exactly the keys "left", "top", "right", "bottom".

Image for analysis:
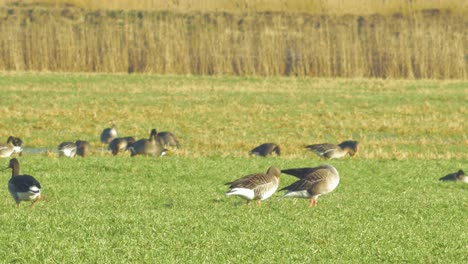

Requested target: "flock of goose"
[{"left": 0, "top": 123, "right": 466, "bottom": 208}]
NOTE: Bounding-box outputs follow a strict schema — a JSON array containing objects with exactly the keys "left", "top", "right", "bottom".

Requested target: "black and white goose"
[
  {"left": 7, "top": 158, "right": 42, "bottom": 208},
  {"left": 57, "top": 141, "right": 77, "bottom": 157},
  {"left": 249, "top": 143, "right": 281, "bottom": 157},
  {"left": 100, "top": 121, "right": 118, "bottom": 144},
  {"left": 280, "top": 165, "right": 340, "bottom": 207},
  {"left": 129, "top": 129, "right": 166, "bottom": 157},
  {"left": 225, "top": 166, "right": 281, "bottom": 206},
  {"left": 305, "top": 140, "right": 359, "bottom": 159},
  {"left": 439, "top": 170, "right": 467, "bottom": 183}
]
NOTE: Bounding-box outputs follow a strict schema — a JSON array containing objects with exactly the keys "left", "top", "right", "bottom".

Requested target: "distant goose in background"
[
  {"left": 129, "top": 129, "right": 166, "bottom": 157},
  {"left": 57, "top": 142, "right": 77, "bottom": 157},
  {"left": 0, "top": 136, "right": 21, "bottom": 158},
  {"left": 100, "top": 121, "right": 118, "bottom": 144},
  {"left": 157, "top": 131, "right": 181, "bottom": 149},
  {"left": 305, "top": 140, "right": 359, "bottom": 159},
  {"left": 280, "top": 165, "right": 340, "bottom": 207},
  {"left": 75, "top": 140, "right": 90, "bottom": 157},
  {"left": 7, "top": 158, "right": 42, "bottom": 208},
  {"left": 9, "top": 136, "right": 23, "bottom": 156},
  {"left": 225, "top": 166, "right": 281, "bottom": 206},
  {"left": 109, "top": 136, "right": 135, "bottom": 156},
  {"left": 439, "top": 170, "right": 467, "bottom": 183},
  {"left": 249, "top": 143, "right": 281, "bottom": 157}
]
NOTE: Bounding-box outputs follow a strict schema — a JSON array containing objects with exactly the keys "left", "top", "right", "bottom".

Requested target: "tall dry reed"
[{"left": 0, "top": 6, "right": 466, "bottom": 78}]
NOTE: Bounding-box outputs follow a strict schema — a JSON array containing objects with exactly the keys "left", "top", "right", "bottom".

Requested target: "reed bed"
[
  {"left": 2, "top": 0, "right": 467, "bottom": 15},
  {"left": 0, "top": 3, "right": 466, "bottom": 78}
]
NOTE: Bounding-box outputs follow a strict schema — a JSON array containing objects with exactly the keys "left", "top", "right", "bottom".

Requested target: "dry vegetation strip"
[
  {"left": 0, "top": 74, "right": 466, "bottom": 160},
  {"left": 0, "top": 4, "right": 466, "bottom": 78},
  {"left": 2, "top": 0, "right": 467, "bottom": 15}
]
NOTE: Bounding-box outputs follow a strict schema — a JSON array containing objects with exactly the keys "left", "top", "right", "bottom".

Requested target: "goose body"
[
  {"left": 100, "top": 122, "right": 118, "bottom": 144},
  {"left": 0, "top": 141, "right": 15, "bottom": 158},
  {"left": 9, "top": 136, "right": 23, "bottom": 156},
  {"left": 225, "top": 166, "right": 281, "bottom": 206},
  {"left": 306, "top": 140, "right": 359, "bottom": 159},
  {"left": 129, "top": 129, "right": 166, "bottom": 157},
  {"left": 280, "top": 165, "right": 340, "bottom": 207},
  {"left": 439, "top": 170, "right": 467, "bottom": 183},
  {"left": 249, "top": 143, "right": 281, "bottom": 157},
  {"left": 7, "top": 158, "right": 42, "bottom": 207},
  {"left": 57, "top": 142, "right": 77, "bottom": 157},
  {"left": 109, "top": 137, "right": 136, "bottom": 155},
  {"left": 157, "top": 131, "right": 181, "bottom": 149},
  {"left": 75, "top": 140, "right": 90, "bottom": 157}
]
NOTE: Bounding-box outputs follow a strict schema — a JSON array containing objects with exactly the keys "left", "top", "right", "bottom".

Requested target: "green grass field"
[{"left": 0, "top": 73, "right": 467, "bottom": 262}]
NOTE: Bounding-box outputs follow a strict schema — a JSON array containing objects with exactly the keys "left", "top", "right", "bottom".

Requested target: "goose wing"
[
  {"left": 280, "top": 165, "right": 334, "bottom": 191},
  {"left": 9, "top": 175, "right": 41, "bottom": 192},
  {"left": 305, "top": 143, "right": 338, "bottom": 153},
  {"left": 225, "top": 173, "right": 274, "bottom": 190}
]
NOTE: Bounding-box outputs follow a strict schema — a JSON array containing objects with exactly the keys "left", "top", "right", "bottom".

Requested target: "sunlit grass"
[
  {"left": 0, "top": 73, "right": 466, "bottom": 160},
  {"left": 0, "top": 73, "right": 466, "bottom": 262},
  {"left": 0, "top": 156, "right": 466, "bottom": 262}
]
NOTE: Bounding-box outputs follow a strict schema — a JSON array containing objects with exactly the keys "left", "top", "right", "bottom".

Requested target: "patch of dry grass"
[{"left": 0, "top": 73, "right": 466, "bottom": 160}]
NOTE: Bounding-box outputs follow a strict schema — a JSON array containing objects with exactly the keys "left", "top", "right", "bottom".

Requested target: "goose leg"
[
  {"left": 256, "top": 200, "right": 262, "bottom": 207},
  {"left": 309, "top": 198, "right": 318, "bottom": 207}
]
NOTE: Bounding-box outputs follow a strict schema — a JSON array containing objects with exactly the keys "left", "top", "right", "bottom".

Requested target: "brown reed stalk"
[{"left": 0, "top": 6, "right": 465, "bottom": 78}]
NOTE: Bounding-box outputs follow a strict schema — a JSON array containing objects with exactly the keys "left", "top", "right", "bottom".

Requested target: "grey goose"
[
  {"left": 129, "top": 129, "right": 166, "bottom": 157},
  {"left": 249, "top": 143, "right": 281, "bottom": 157},
  {"left": 1, "top": 136, "right": 23, "bottom": 158},
  {"left": 225, "top": 166, "right": 281, "bottom": 206},
  {"left": 305, "top": 140, "right": 359, "bottom": 159},
  {"left": 109, "top": 137, "right": 136, "bottom": 156},
  {"left": 280, "top": 165, "right": 340, "bottom": 207},
  {"left": 157, "top": 131, "right": 181, "bottom": 149}
]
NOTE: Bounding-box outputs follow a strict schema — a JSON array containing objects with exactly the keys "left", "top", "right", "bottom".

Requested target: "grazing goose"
[
  {"left": 0, "top": 137, "right": 18, "bottom": 158},
  {"left": 75, "top": 140, "right": 90, "bottom": 157},
  {"left": 225, "top": 166, "right": 281, "bottom": 206},
  {"left": 9, "top": 136, "right": 23, "bottom": 156},
  {"left": 249, "top": 143, "right": 281, "bottom": 157},
  {"left": 305, "top": 140, "right": 359, "bottom": 159},
  {"left": 57, "top": 142, "right": 77, "bottom": 157},
  {"left": 108, "top": 136, "right": 135, "bottom": 155},
  {"left": 7, "top": 158, "right": 42, "bottom": 208},
  {"left": 100, "top": 122, "right": 118, "bottom": 144},
  {"left": 129, "top": 129, "right": 166, "bottom": 157},
  {"left": 280, "top": 165, "right": 340, "bottom": 207},
  {"left": 439, "top": 170, "right": 467, "bottom": 183},
  {"left": 157, "top": 131, "right": 181, "bottom": 149}
]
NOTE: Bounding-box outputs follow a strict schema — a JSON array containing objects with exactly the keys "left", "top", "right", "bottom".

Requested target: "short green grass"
[{"left": 0, "top": 73, "right": 467, "bottom": 262}]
